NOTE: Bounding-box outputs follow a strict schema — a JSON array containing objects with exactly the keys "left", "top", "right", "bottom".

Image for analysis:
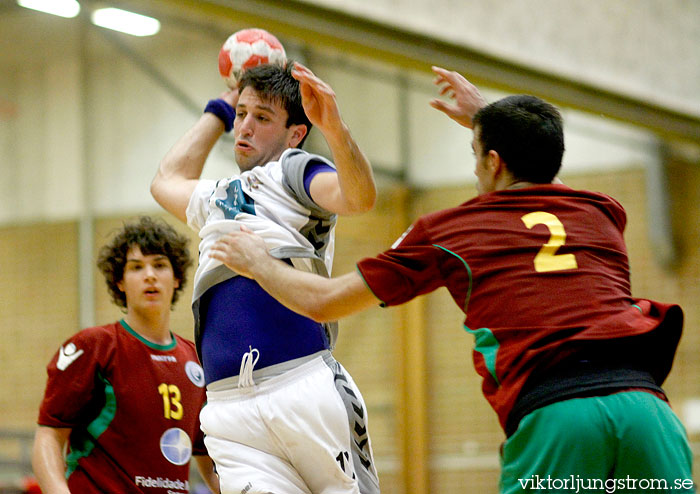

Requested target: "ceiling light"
[
  {"left": 90, "top": 7, "right": 160, "bottom": 37},
  {"left": 17, "top": 0, "right": 81, "bottom": 18}
]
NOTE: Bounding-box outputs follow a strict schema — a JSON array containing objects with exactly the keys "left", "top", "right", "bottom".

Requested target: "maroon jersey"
[
  {"left": 38, "top": 320, "right": 207, "bottom": 493},
  {"left": 357, "top": 184, "right": 682, "bottom": 430}
]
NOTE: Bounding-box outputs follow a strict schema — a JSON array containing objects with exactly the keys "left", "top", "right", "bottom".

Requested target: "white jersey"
[
  {"left": 186, "top": 148, "right": 338, "bottom": 330},
  {"left": 187, "top": 148, "right": 337, "bottom": 300},
  {"left": 188, "top": 150, "right": 380, "bottom": 494}
]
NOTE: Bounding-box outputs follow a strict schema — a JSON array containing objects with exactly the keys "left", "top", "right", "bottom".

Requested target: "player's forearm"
[
  {"left": 151, "top": 114, "right": 226, "bottom": 222},
  {"left": 32, "top": 426, "right": 72, "bottom": 494},
  {"left": 323, "top": 123, "right": 376, "bottom": 214},
  {"left": 194, "top": 455, "right": 220, "bottom": 493},
  {"left": 249, "top": 258, "right": 334, "bottom": 321},
  {"left": 251, "top": 259, "right": 375, "bottom": 322},
  {"left": 156, "top": 114, "right": 224, "bottom": 183},
  {"left": 210, "top": 230, "right": 379, "bottom": 320}
]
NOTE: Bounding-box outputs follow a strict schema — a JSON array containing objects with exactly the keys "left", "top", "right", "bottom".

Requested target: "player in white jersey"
[{"left": 151, "top": 62, "right": 380, "bottom": 494}]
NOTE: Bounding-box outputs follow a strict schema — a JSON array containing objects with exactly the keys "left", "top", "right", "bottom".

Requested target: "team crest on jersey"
[
  {"left": 185, "top": 361, "right": 205, "bottom": 388},
  {"left": 160, "top": 428, "right": 192, "bottom": 465}
]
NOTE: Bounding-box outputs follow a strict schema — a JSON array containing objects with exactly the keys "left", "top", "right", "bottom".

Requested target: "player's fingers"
[
  {"left": 292, "top": 64, "right": 319, "bottom": 86},
  {"left": 208, "top": 245, "right": 225, "bottom": 260},
  {"left": 210, "top": 238, "right": 229, "bottom": 251},
  {"left": 438, "top": 84, "right": 455, "bottom": 97},
  {"left": 291, "top": 65, "right": 308, "bottom": 84},
  {"left": 431, "top": 66, "right": 451, "bottom": 78},
  {"left": 436, "top": 68, "right": 469, "bottom": 90},
  {"left": 433, "top": 75, "right": 447, "bottom": 87},
  {"left": 298, "top": 73, "right": 332, "bottom": 98},
  {"left": 293, "top": 64, "right": 332, "bottom": 93},
  {"left": 292, "top": 61, "right": 311, "bottom": 74},
  {"left": 429, "top": 99, "right": 452, "bottom": 113}
]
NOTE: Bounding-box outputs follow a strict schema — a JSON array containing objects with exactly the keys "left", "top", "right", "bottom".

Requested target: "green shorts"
[{"left": 500, "top": 391, "right": 694, "bottom": 493}]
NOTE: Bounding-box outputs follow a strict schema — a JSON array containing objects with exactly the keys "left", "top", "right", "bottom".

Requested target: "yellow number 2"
[
  {"left": 158, "top": 383, "right": 184, "bottom": 420},
  {"left": 521, "top": 211, "right": 578, "bottom": 273}
]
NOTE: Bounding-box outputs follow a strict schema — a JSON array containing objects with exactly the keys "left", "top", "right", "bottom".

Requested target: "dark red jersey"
[
  {"left": 357, "top": 184, "right": 682, "bottom": 430},
  {"left": 38, "top": 320, "right": 207, "bottom": 493}
]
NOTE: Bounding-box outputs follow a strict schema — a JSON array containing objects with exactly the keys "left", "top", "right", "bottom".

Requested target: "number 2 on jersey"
[
  {"left": 521, "top": 211, "right": 578, "bottom": 272},
  {"left": 158, "top": 383, "right": 183, "bottom": 420}
]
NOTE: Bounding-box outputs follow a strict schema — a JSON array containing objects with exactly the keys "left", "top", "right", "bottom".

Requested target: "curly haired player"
[{"left": 32, "top": 216, "right": 219, "bottom": 494}]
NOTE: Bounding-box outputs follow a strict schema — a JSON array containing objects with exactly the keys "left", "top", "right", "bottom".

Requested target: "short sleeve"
[
  {"left": 356, "top": 217, "right": 445, "bottom": 307},
  {"left": 186, "top": 179, "right": 218, "bottom": 231},
  {"left": 303, "top": 162, "right": 336, "bottom": 197},
  {"left": 37, "top": 330, "right": 110, "bottom": 428},
  {"left": 280, "top": 150, "right": 336, "bottom": 217}
]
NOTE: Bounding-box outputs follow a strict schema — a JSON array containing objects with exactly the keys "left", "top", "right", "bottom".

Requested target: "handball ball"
[{"left": 218, "top": 28, "right": 286, "bottom": 88}]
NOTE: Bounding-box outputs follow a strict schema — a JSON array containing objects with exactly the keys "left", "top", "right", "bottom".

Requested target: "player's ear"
[
  {"left": 117, "top": 280, "right": 125, "bottom": 292},
  {"left": 486, "top": 149, "right": 503, "bottom": 175},
  {"left": 288, "top": 124, "right": 307, "bottom": 149}
]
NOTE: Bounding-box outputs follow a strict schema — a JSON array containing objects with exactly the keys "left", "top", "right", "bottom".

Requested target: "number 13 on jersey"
[
  {"left": 158, "top": 383, "right": 183, "bottom": 420},
  {"left": 521, "top": 211, "right": 578, "bottom": 273}
]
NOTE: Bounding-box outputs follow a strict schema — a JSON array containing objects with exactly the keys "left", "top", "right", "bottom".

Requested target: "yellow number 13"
[
  {"left": 521, "top": 211, "right": 578, "bottom": 273},
  {"left": 158, "top": 383, "right": 183, "bottom": 420}
]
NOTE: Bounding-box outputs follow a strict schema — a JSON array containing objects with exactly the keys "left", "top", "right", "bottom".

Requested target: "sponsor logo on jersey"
[
  {"left": 134, "top": 476, "right": 189, "bottom": 490},
  {"left": 56, "top": 343, "right": 85, "bottom": 371},
  {"left": 185, "top": 361, "right": 205, "bottom": 388},
  {"left": 151, "top": 354, "right": 177, "bottom": 362},
  {"left": 159, "top": 428, "right": 192, "bottom": 466}
]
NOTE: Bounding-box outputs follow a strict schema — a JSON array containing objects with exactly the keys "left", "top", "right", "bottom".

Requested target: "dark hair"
[
  {"left": 238, "top": 61, "right": 312, "bottom": 148},
  {"left": 473, "top": 95, "right": 564, "bottom": 183},
  {"left": 97, "top": 216, "right": 192, "bottom": 309}
]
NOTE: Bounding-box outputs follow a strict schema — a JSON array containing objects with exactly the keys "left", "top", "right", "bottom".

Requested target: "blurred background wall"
[{"left": 1, "top": 0, "right": 699, "bottom": 492}]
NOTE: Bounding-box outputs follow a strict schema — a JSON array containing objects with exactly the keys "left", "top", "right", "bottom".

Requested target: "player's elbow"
[
  {"left": 150, "top": 175, "right": 166, "bottom": 206},
  {"left": 305, "top": 289, "right": 358, "bottom": 323},
  {"left": 149, "top": 176, "right": 160, "bottom": 199},
  {"left": 344, "top": 186, "right": 377, "bottom": 215},
  {"left": 305, "top": 304, "right": 336, "bottom": 324},
  {"left": 357, "top": 189, "right": 377, "bottom": 213}
]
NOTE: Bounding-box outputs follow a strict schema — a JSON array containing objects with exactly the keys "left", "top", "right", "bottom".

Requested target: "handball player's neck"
[
  {"left": 123, "top": 309, "right": 173, "bottom": 346},
  {"left": 505, "top": 180, "right": 539, "bottom": 190}
]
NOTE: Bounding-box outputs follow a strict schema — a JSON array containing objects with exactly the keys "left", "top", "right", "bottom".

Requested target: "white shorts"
[{"left": 200, "top": 351, "right": 380, "bottom": 494}]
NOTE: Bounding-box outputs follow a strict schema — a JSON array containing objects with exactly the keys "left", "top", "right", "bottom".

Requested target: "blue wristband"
[{"left": 204, "top": 99, "right": 235, "bottom": 132}]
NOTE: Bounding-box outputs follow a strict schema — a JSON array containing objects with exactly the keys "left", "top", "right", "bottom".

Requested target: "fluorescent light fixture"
[
  {"left": 91, "top": 7, "right": 160, "bottom": 37},
  {"left": 17, "top": 0, "right": 81, "bottom": 18}
]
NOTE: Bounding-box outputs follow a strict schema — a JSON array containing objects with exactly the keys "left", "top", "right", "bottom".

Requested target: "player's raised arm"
[
  {"left": 429, "top": 66, "right": 487, "bottom": 129},
  {"left": 151, "top": 90, "right": 238, "bottom": 223},
  {"left": 292, "top": 62, "right": 376, "bottom": 215}
]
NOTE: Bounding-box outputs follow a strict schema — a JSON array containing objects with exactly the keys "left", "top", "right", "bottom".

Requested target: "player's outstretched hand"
[
  {"left": 292, "top": 62, "right": 343, "bottom": 134},
  {"left": 429, "top": 66, "right": 487, "bottom": 129},
  {"left": 209, "top": 226, "right": 270, "bottom": 279}
]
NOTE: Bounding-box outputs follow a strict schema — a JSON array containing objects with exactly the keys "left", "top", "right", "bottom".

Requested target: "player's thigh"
[
  {"left": 500, "top": 397, "right": 615, "bottom": 494},
  {"left": 204, "top": 434, "right": 311, "bottom": 494},
  {"left": 200, "top": 392, "right": 276, "bottom": 454},
  {"left": 265, "top": 361, "right": 379, "bottom": 494},
  {"left": 612, "top": 391, "right": 693, "bottom": 491}
]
